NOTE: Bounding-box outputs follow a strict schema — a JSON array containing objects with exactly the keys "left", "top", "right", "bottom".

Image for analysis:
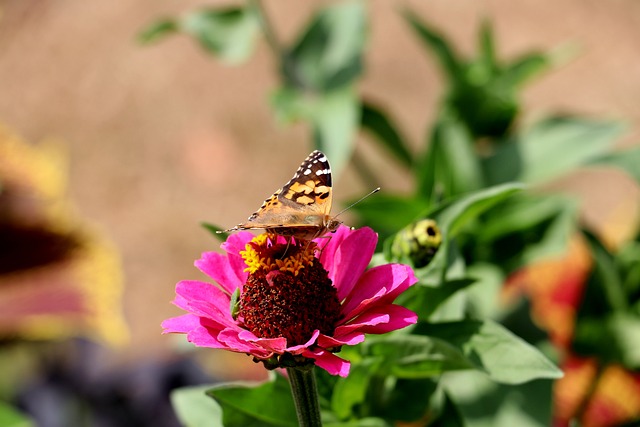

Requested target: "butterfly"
[{"left": 222, "top": 150, "right": 342, "bottom": 241}]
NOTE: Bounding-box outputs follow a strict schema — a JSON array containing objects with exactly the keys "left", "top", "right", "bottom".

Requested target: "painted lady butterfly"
[{"left": 222, "top": 150, "right": 341, "bottom": 240}]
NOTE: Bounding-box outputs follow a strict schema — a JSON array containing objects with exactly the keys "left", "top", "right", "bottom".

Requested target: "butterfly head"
[{"left": 326, "top": 217, "right": 342, "bottom": 234}]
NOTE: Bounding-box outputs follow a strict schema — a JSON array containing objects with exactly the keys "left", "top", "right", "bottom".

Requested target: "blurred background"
[{"left": 1, "top": 1, "right": 639, "bottom": 426}]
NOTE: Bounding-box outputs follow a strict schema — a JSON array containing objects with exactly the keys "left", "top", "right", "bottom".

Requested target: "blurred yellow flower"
[{"left": 0, "top": 124, "right": 128, "bottom": 346}]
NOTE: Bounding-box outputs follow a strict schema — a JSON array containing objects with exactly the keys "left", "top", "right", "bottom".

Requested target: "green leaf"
[
  {"left": 171, "top": 385, "right": 223, "bottom": 427},
  {"left": 324, "top": 419, "right": 390, "bottom": 427},
  {"left": 230, "top": 287, "right": 241, "bottom": 319},
  {"left": 484, "top": 116, "right": 625, "bottom": 185},
  {"left": 477, "top": 194, "right": 570, "bottom": 242},
  {"left": 360, "top": 102, "right": 413, "bottom": 168},
  {"left": 478, "top": 20, "right": 498, "bottom": 76},
  {"left": 403, "top": 9, "right": 462, "bottom": 79},
  {"left": 607, "top": 313, "right": 640, "bottom": 368},
  {"left": 428, "top": 183, "right": 525, "bottom": 238},
  {"left": 469, "top": 194, "right": 578, "bottom": 272},
  {"left": 571, "top": 316, "right": 617, "bottom": 363},
  {"left": 283, "top": 1, "right": 366, "bottom": 91},
  {"left": 0, "top": 402, "right": 32, "bottom": 427},
  {"left": 138, "top": 18, "right": 179, "bottom": 44},
  {"left": 464, "top": 263, "right": 505, "bottom": 319},
  {"left": 413, "top": 241, "right": 470, "bottom": 314},
  {"left": 502, "top": 52, "right": 550, "bottom": 88},
  {"left": 272, "top": 86, "right": 359, "bottom": 177},
  {"left": 617, "top": 240, "right": 640, "bottom": 296},
  {"left": 588, "top": 146, "right": 640, "bottom": 183},
  {"left": 430, "top": 392, "right": 465, "bottom": 427},
  {"left": 405, "top": 14, "right": 519, "bottom": 139},
  {"left": 448, "top": 80, "right": 519, "bottom": 139},
  {"left": 572, "top": 233, "right": 639, "bottom": 365},
  {"left": 201, "top": 222, "right": 228, "bottom": 241},
  {"left": 349, "top": 193, "right": 429, "bottom": 238},
  {"left": 418, "top": 114, "right": 483, "bottom": 200},
  {"left": 401, "top": 278, "right": 477, "bottom": 320},
  {"left": 313, "top": 367, "right": 340, "bottom": 408},
  {"left": 181, "top": 6, "right": 259, "bottom": 64},
  {"left": 331, "top": 360, "right": 376, "bottom": 419},
  {"left": 416, "top": 320, "right": 563, "bottom": 384},
  {"left": 443, "top": 372, "right": 554, "bottom": 427},
  {"left": 404, "top": 11, "right": 550, "bottom": 140},
  {"left": 377, "top": 378, "right": 438, "bottom": 422},
  {"left": 519, "top": 196, "right": 577, "bottom": 264},
  {"left": 571, "top": 313, "right": 640, "bottom": 369},
  {"left": 363, "top": 334, "right": 476, "bottom": 379},
  {"left": 311, "top": 89, "right": 360, "bottom": 177},
  {"left": 207, "top": 374, "right": 298, "bottom": 427},
  {"left": 401, "top": 183, "right": 523, "bottom": 281},
  {"left": 583, "top": 229, "right": 627, "bottom": 312}
]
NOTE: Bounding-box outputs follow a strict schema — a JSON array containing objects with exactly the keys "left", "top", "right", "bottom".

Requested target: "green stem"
[
  {"left": 286, "top": 367, "right": 322, "bottom": 427},
  {"left": 250, "top": 0, "right": 309, "bottom": 90},
  {"left": 250, "top": 0, "right": 283, "bottom": 57}
]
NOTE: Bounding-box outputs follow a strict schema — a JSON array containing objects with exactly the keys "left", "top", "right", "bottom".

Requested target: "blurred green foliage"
[
  {"left": 143, "top": 1, "right": 640, "bottom": 426},
  {"left": 0, "top": 401, "right": 32, "bottom": 427}
]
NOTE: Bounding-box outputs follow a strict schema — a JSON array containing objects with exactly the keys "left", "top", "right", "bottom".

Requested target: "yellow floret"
[{"left": 240, "top": 234, "right": 317, "bottom": 276}]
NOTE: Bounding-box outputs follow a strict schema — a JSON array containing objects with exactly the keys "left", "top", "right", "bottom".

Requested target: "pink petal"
[
  {"left": 361, "top": 306, "right": 417, "bottom": 333},
  {"left": 338, "top": 304, "right": 417, "bottom": 335},
  {"left": 341, "top": 264, "right": 416, "bottom": 321},
  {"left": 287, "top": 330, "right": 320, "bottom": 354},
  {"left": 316, "top": 331, "right": 365, "bottom": 348},
  {"left": 162, "top": 314, "right": 240, "bottom": 350},
  {"left": 317, "top": 225, "right": 351, "bottom": 275},
  {"left": 320, "top": 227, "right": 377, "bottom": 300},
  {"left": 222, "top": 232, "right": 255, "bottom": 283},
  {"left": 195, "top": 251, "right": 247, "bottom": 295},
  {"left": 238, "top": 330, "right": 289, "bottom": 353},
  {"left": 162, "top": 313, "right": 247, "bottom": 352},
  {"left": 302, "top": 348, "right": 351, "bottom": 377},
  {"left": 173, "top": 281, "right": 236, "bottom": 327},
  {"left": 162, "top": 315, "right": 255, "bottom": 354},
  {"left": 187, "top": 325, "right": 231, "bottom": 349},
  {"left": 221, "top": 231, "right": 254, "bottom": 252},
  {"left": 174, "top": 280, "right": 230, "bottom": 310},
  {"left": 217, "top": 329, "right": 273, "bottom": 357},
  {"left": 161, "top": 314, "right": 200, "bottom": 334}
]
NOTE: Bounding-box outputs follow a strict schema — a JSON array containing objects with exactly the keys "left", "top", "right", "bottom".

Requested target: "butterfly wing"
[
  {"left": 229, "top": 150, "right": 333, "bottom": 231},
  {"left": 278, "top": 150, "right": 332, "bottom": 215}
]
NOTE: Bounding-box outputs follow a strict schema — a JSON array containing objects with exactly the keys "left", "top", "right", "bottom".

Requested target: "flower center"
[{"left": 239, "top": 235, "right": 341, "bottom": 346}]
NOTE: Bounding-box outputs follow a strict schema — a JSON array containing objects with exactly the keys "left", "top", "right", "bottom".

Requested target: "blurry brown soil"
[{"left": 0, "top": 0, "right": 639, "bottom": 372}]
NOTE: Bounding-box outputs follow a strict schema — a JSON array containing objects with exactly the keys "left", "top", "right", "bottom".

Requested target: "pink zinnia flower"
[{"left": 162, "top": 225, "right": 418, "bottom": 377}]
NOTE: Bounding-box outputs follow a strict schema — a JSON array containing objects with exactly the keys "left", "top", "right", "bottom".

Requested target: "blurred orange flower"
[
  {"left": 504, "top": 229, "right": 640, "bottom": 426},
  {"left": 503, "top": 234, "right": 592, "bottom": 348},
  {"left": 554, "top": 356, "right": 640, "bottom": 427}
]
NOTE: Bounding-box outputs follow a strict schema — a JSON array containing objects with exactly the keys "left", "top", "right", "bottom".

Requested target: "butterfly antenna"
[{"left": 334, "top": 187, "right": 381, "bottom": 219}]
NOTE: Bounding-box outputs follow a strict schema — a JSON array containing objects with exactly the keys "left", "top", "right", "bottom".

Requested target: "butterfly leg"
[
  {"left": 303, "top": 238, "right": 314, "bottom": 255},
  {"left": 279, "top": 236, "right": 293, "bottom": 259},
  {"left": 312, "top": 234, "right": 333, "bottom": 258}
]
